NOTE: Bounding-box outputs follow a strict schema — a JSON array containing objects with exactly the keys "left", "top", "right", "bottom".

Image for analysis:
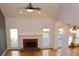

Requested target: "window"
[
  {"left": 68, "top": 35, "right": 72, "bottom": 45},
  {"left": 10, "top": 29, "right": 18, "bottom": 48},
  {"left": 68, "top": 28, "right": 72, "bottom": 45},
  {"left": 42, "top": 28, "right": 50, "bottom": 48},
  {"left": 75, "top": 29, "right": 79, "bottom": 44},
  {"left": 58, "top": 28, "right": 63, "bottom": 47}
]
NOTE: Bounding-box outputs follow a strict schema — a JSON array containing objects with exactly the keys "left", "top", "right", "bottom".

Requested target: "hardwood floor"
[{"left": 4, "top": 47, "right": 79, "bottom": 56}]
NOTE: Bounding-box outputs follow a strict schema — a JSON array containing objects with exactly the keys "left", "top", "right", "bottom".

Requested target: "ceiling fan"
[{"left": 18, "top": 3, "right": 41, "bottom": 13}]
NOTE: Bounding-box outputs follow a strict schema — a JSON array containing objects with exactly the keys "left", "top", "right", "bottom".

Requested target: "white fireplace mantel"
[{"left": 18, "top": 35, "right": 42, "bottom": 48}]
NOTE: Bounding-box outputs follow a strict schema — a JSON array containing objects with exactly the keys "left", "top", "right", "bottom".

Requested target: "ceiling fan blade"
[
  {"left": 18, "top": 6, "right": 27, "bottom": 9},
  {"left": 32, "top": 7, "right": 41, "bottom": 10},
  {"left": 18, "top": 3, "right": 41, "bottom": 11}
]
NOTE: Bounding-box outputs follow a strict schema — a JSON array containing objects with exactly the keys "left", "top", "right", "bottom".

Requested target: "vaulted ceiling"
[{"left": 0, "top": 3, "right": 59, "bottom": 18}]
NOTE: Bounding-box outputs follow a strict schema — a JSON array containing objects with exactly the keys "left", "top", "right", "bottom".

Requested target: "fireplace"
[{"left": 23, "top": 39, "right": 38, "bottom": 49}]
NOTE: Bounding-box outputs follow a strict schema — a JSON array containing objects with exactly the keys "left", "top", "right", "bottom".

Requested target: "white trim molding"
[{"left": 2, "top": 49, "right": 8, "bottom": 56}]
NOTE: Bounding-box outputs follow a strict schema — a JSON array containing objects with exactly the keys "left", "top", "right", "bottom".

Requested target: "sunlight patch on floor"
[
  {"left": 42, "top": 50, "right": 49, "bottom": 56},
  {"left": 11, "top": 51, "right": 19, "bottom": 56}
]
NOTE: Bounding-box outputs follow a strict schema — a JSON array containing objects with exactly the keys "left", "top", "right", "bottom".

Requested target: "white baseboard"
[{"left": 2, "top": 49, "right": 8, "bottom": 56}]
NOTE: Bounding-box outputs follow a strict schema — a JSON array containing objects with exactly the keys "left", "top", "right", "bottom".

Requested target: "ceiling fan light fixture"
[
  {"left": 38, "top": 11, "right": 41, "bottom": 14},
  {"left": 26, "top": 9, "right": 34, "bottom": 12},
  {"left": 18, "top": 3, "right": 41, "bottom": 13},
  {"left": 20, "top": 10, "right": 23, "bottom": 14}
]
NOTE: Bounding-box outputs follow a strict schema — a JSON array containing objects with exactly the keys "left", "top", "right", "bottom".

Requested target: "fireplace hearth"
[{"left": 23, "top": 39, "right": 38, "bottom": 49}]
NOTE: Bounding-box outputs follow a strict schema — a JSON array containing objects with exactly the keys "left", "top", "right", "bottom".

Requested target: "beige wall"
[
  {"left": 55, "top": 4, "right": 79, "bottom": 24},
  {"left": 5, "top": 18, "right": 54, "bottom": 49}
]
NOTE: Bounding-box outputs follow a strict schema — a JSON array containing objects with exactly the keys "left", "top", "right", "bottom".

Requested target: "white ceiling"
[{"left": 0, "top": 3, "right": 59, "bottom": 18}]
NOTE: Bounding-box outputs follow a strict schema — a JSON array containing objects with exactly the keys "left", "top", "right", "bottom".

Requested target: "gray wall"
[{"left": 0, "top": 9, "right": 7, "bottom": 56}]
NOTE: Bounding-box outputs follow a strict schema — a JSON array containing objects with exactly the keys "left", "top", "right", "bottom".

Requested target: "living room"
[{"left": 0, "top": 3, "right": 79, "bottom": 56}]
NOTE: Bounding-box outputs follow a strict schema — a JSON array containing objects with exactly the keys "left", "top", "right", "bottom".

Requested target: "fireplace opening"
[
  {"left": 23, "top": 39, "right": 38, "bottom": 49},
  {"left": 24, "top": 42, "right": 37, "bottom": 48}
]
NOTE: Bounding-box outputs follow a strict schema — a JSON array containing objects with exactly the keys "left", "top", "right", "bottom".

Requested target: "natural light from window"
[
  {"left": 42, "top": 28, "right": 50, "bottom": 48},
  {"left": 10, "top": 29, "right": 18, "bottom": 48}
]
